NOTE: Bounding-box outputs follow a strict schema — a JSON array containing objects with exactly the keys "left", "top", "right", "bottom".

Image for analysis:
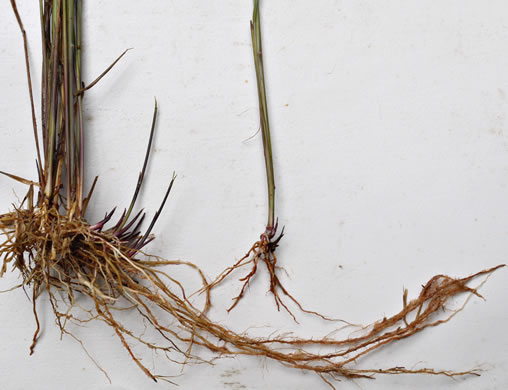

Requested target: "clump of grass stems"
[{"left": 1, "top": 0, "right": 504, "bottom": 388}]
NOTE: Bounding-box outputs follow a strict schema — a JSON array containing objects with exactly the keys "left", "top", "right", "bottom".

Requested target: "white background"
[{"left": 1, "top": 1, "right": 508, "bottom": 389}]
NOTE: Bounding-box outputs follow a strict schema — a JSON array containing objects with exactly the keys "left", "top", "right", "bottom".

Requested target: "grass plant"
[{"left": 0, "top": 0, "right": 503, "bottom": 388}]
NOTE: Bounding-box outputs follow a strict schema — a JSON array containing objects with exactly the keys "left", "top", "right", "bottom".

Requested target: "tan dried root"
[
  {"left": 0, "top": 202, "right": 210, "bottom": 382},
  {"left": 0, "top": 200, "right": 503, "bottom": 387},
  {"left": 203, "top": 227, "right": 333, "bottom": 322}
]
